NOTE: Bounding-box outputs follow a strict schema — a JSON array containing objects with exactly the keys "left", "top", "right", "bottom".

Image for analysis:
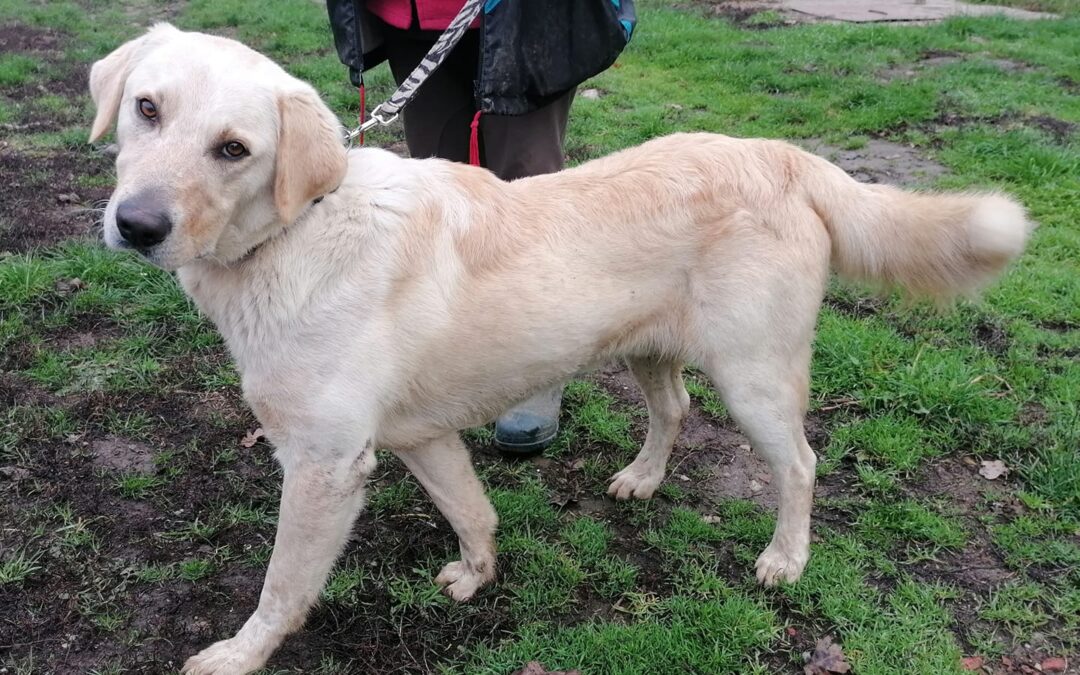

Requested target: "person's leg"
[
  {"left": 479, "top": 89, "right": 575, "bottom": 179},
  {"left": 481, "top": 90, "right": 576, "bottom": 454},
  {"left": 382, "top": 29, "right": 479, "bottom": 160}
]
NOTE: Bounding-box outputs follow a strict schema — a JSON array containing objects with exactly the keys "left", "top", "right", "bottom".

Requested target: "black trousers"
[{"left": 382, "top": 27, "right": 574, "bottom": 180}]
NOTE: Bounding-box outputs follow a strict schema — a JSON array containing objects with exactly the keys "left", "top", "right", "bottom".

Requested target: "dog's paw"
[
  {"left": 754, "top": 543, "right": 809, "bottom": 587},
  {"left": 607, "top": 464, "right": 663, "bottom": 500},
  {"left": 434, "top": 560, "right": 494, "bottom": 602},
  {"left": 183, "top": 636, "right": 268, "bottom": 675}
]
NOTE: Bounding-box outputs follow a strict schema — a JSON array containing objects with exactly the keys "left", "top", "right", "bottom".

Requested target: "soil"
[
  {"left": 674, "top": 0, "right": 796, "bottom": 27},
  {"left": 0, "top": 23, "right": 65, "bottom": 54},
  {"left": 0, "top": 24, "right": 116, "bottom": 254},
  {"left": 799, "top": 138, "right": 949, "bottom": 187},
  {"left": 90, "top": 436, "right": 157, "bottom": 473}
]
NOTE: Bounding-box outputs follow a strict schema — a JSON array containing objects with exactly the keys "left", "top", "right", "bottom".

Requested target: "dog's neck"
[
  {"left": 231, "top": 194, "right": 326, "bottom": 265},
  {"left": 175, "top": 148, "right": 478, "bottom": 373},
  {"left": 175, "top": 166, "right": 405, "bottom": 369}
]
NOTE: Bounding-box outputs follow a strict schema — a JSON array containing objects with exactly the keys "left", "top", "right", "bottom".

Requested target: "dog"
[{"left": 88, "top": 24, "right": 1032, "bottom": 675}]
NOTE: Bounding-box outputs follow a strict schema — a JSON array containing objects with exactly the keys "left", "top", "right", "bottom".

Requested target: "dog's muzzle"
[{"left": 115, "top": 190, "right": 173, "bottom": 250}]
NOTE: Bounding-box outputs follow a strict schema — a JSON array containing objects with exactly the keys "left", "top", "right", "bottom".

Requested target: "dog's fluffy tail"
[{"left": 801, "top": 153, "right": 1033, "bottom": 299}]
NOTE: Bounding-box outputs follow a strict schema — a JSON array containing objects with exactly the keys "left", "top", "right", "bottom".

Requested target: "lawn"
[{"left": 1, "top": 0, "right": 1078, "bottom": 673}]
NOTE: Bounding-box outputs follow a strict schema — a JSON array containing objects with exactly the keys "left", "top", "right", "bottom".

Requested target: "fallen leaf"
[
  {"left": 702, "top": 515, "right": 723, "bottom": 525},
  {"left": 0, "top": 466, "right": 30, "bottom": 482},
  {"left": 511, "top": 662, "right": 581, "bottom": 675},
  {"left": 240, "top": 428, "right": 265, "bottom": 448},
  {"left": 804, "top": 636, "right": 851, "bottom": 675},
  {"left": 548, "top": 493, "right": 577, "bottom": 508},
  {"left": 979, "top": 459, "right": 1008, "bottom": 480},
  {"left": 580, "top": 88, "right": 603, "bottom": 100},
  {"left": 961, "top": 655, "right": 984, "bottom": 670},
  {"left": 55, "top": 277, "right": 85, "bottom": 294},
  {"left": 1041, "top": 656, "right": 1067, "bottom": 673}
]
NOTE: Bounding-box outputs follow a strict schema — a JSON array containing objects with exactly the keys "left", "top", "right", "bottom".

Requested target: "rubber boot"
[{"left": 494, "top": 384, "right": 563, "bottom": 456}]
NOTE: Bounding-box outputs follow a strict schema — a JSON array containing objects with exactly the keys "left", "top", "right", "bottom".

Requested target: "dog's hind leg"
[
  {"left": 608, "top": 357, "right": 689, "bottom": 500},
  {"left": 394, "top": 434, "right": 498, "bottom": 602},
  {"left": 183, "top": 441, "right": 376, "bottom": 675},
  {"left": 706, "top": 341, "right": 816, "bottom": 586}
]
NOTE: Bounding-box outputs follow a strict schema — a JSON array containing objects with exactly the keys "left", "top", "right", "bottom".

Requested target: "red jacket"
[{"left": 366, "top": 0, "right": 463, "bottom": 30}]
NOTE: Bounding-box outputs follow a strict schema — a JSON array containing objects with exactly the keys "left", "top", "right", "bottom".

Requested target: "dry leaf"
[
  {"left": 1041, "top": 657, "right": 1067, "bottom": 673},
  {"left": 0, "top": 466, "right": 30, "bottom": 482},
  {"left": 548, "top": 492, "right": 577, "bottom": 508},
  {"left": 979, "top": 459, "right": 1008, "bottom": 480},
  {"left": 804, "top": 636, "right": 851, "bottom": 675},
  {"left": 55, "top": 277, "right": 85, "bottom": 294},
  {"left": 240, "top": 428, "right": 265, "bottom": 448},
  {"left": 511, "top": 662, "right": 581, "bottom": 675},
  {"left": 960, "top": 655, "right": 984, "bottom": 670}
]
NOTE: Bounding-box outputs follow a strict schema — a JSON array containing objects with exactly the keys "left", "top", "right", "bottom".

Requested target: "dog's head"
[{"left": 89, "top": 24, "right": 348, "bottom": 270}]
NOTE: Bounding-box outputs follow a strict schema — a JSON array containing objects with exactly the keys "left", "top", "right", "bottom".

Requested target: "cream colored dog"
[{"left": 90, "top": 24, "right": 1032, "bottom": 675}]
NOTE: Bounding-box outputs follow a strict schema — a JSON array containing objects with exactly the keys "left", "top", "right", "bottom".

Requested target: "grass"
[
  {"left": 0, "top": 550, "right": 42, "bottom": 586},
  {"left": 0, "top": 0, "right": 1078, "bottom": 673}
]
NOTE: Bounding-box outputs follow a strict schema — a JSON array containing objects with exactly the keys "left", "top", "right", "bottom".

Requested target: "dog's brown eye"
[
  {"left": 222, "top": 141, "right": 248, "bottom": 159},
  {"left": 137, "top": 98, "right": 157, "bottom": 119}
]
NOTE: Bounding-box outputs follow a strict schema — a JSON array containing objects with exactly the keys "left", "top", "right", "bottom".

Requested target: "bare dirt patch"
[
  {"left": 0, "top": 22, "right": 116, "bottom": 253},
  {"left": 0, "top": 23, "right": 86, "bottom": 105},
  {"left": 974, "top": 318, "right": 1011, "bottom": 356},
  {"left": 930, "top": 110, "right": 1078, "bottom": 144},
  {"left": 0, "top": 144, "right": 113, "bottom": 253},
  {"left": 0, "top": 23, "right": 65, "bottom": 55},
  {"left": 674, "top": 0, "right": 795, "bottom": 26},
  {"left": 90, "top": 435, "right": 157, "bottom": 473},
  {"left": 800, "top": 138, "right": 948, "bottom": 186}
]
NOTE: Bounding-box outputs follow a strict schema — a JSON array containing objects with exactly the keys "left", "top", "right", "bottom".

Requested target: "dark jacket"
[{"left": 327, "top": 0, "right": 636, "bottom": 116}]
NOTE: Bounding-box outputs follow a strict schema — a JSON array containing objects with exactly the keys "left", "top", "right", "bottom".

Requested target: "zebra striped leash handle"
[{"left": 345, "top": 0, "right": 486, "bottom": 144}]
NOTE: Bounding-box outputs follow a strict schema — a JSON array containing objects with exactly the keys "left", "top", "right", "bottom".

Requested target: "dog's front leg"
[
  {"left": 183, "top": 442, "right": 376, "bottom": 675},
  {"left": 394, "top": 434, "right": 498, "bottom": 601}
]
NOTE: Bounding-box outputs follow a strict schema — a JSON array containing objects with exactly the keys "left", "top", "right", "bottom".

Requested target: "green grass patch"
[
  {"left": 0, "top": 550, "right": 43, "bottom": 586},
  {"left": 0, "top": 54, "right": 38, "bottom": 87}
]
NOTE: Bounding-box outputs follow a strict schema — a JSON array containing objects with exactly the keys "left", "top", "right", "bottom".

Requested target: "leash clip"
[{"left": 344, "top": 104, "right": 399, "bottom": 145}]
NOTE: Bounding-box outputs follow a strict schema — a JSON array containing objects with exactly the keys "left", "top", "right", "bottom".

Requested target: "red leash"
[{"left": 357, "top": 84, "right": 366, "bottom": 145}]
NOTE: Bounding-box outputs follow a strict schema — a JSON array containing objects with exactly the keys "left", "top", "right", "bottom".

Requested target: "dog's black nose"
[{"left": 116, "top": 194, "right": 172, "bottom": 249}]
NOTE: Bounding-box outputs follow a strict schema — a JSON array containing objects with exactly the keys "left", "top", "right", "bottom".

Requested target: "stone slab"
[{"left": 781, "top": 0, "right": 1057, "bottom": 23}]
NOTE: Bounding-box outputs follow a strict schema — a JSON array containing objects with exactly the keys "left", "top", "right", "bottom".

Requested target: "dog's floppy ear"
[
  {"left": 88, "top": 23, "right": 179, "bottom": 143},
  {"left": 274, "top": 88, "right": 349, "bottom": 224}
]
